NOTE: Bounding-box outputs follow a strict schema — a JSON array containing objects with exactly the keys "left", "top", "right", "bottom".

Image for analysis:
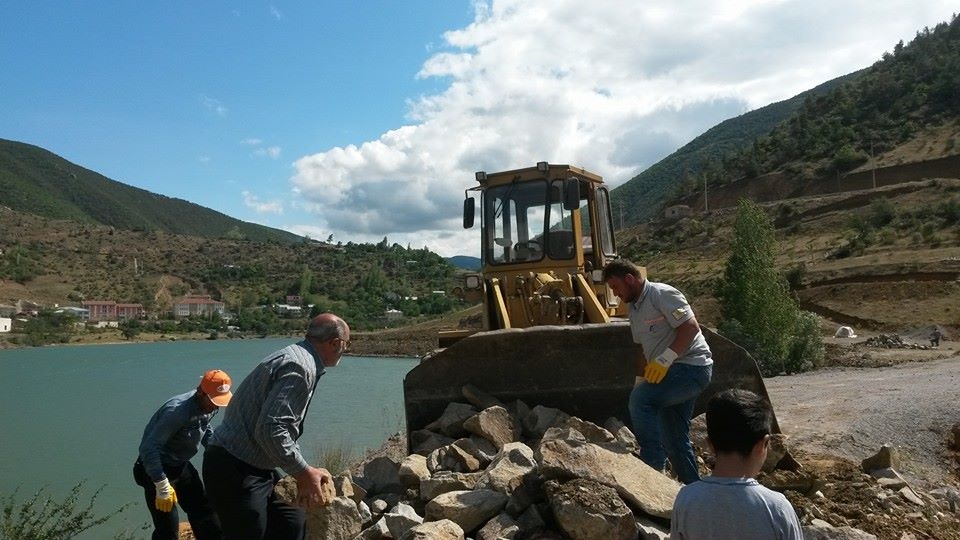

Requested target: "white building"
[{"left": 0, "top": 317, "right": 11, "bottom": 333}]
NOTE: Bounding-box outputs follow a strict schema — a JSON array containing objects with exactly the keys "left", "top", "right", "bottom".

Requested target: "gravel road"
[{"left": 765, "top": 348, "right": 960, "bottom": 488}]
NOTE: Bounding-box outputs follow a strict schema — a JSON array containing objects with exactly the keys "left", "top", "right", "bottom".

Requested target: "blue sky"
[{"left": 2, "top": 1, "right": 957, "bottom": 256}]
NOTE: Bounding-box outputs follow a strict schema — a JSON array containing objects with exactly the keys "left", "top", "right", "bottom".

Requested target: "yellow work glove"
[
  {"left": 154, "top": 477, "right": 178, "bottom": 512},
  {"left": 644, "top": 348, "right": 678, "bottom": 384}
]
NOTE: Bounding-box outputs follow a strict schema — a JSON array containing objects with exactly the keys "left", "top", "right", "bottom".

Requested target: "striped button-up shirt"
[
  {"left": 209, "top": 340, "right": 325, "bottom": 476},
  {"left": 139, "top": 390, "right": 216, "bottom": 481}
]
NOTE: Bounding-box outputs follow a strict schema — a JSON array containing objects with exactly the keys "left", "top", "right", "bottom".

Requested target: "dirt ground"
[
  {"left": 766, "top": 336, "right": 960, "bottom": 489},
  {"left": 758, "top": 335, "right": 960, "bottom": 539}
]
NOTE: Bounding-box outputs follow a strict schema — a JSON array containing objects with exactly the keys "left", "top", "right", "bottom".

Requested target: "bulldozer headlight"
[
  {"left": 465, "top": 275, "right": 481, "bottom": 289},
  {"left": 537, "top": 161, "right": 549, "bottom": 172},
  {"left": 475, "top": 171, "right": 486, "bottom": 181}
]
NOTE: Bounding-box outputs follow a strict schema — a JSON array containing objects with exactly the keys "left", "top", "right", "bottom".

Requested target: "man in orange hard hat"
[{"left": 134, "top": 369, "right": 233, "bottom": 540}]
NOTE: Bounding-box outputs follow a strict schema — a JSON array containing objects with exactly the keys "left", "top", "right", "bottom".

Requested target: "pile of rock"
[
  {"left": 283, "top": 386, "right": 683, "bottom": 539},
  {"left": 862, "top": 334, "right": 931, "bottom": 349},
  {"left": 776, "top": 444, "right": 960, "bottom": 540},
  {"left": 276, "top": 388, "right": 960, "bottom": 539}
]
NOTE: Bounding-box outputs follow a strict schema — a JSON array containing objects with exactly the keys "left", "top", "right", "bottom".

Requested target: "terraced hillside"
[{"left": 618, "top": 177, "right": 960, "bottom": 336}]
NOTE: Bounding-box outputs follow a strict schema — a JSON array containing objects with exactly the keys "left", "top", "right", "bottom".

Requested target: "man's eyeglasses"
[{"left": 329, "top": 337, "right": 350, "bottom": 352}]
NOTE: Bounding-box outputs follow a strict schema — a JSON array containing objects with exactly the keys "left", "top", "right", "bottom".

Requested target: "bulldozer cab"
[
  {"left": 451, "top": 163, "right": 627, "bottom": 338},
  {"left": 466, "top": 163, "right": 614, "bottom": 269}
]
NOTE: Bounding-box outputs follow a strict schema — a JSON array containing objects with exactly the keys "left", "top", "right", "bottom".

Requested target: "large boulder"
[
  {"left": 425, "top": 489, "right": 509, "bottom": 533},
  {"left": 475, "top": 442, "right": 537, "bottom": 494},
  {"left": 464, "top": 406, "right": 521, "bottom": 450},
  {"left": 536, "top": 438, "right": 681, "bottom": 519},
  {"left": 545, "top": 478, "right": 638, "bottom": 540},
  {"left": 399, "top": 519, "right": 465, "bottom": 540},
  {"left": 304, "top": 496, "right": 363, "bottom": 540}
]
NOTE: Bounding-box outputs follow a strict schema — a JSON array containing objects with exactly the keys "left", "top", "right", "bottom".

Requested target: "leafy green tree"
[
  {"left": 716, "top": 199, "right": 822, "bottom": 374},
  {"left": 21, "top": 311, "right": 75, "bottom": 346},
  {"left": 120, "top": 318, "right": 141, "bottom": 340}
]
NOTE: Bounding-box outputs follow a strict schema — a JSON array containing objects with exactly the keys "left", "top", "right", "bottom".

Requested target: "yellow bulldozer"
[{"left": 403, "top": 162, "right": 786, "bottom": 461}]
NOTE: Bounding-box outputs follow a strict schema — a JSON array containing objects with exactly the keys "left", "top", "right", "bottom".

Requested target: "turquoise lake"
[{"left": 0, "top": 339, "right": 419, "bottom": 538}]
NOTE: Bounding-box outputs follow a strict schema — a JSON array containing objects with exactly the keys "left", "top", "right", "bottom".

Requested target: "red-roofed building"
[
  {"left": 117, "top": 303, "right": 145, "bottom": 321},
  {"left": 82, "top": 301, "right": 144, "bottom": 321},
  {"left": 83, "top": 300, "right": 116, "bottom": 322}
]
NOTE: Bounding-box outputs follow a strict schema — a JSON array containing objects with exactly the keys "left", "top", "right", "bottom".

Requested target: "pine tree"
[{"left": 717, "top": 199, "right": 821, "bottom": 374}]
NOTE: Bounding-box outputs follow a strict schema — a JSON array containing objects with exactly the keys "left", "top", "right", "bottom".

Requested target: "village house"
[
  {"left": 82, "top": 300, "right": 117, "bottom": 322},
  {"left": 0, "top": 317, "right": 11, "bottom": 333},
  {"left": 55, "top": 306, "right": 90, "bottom": 321},
  {"left": 117, "top": 303, "right": 145, "bottom": 321},
  {"left": 173, "top": 295, "right": 225, "bottom": 319},
  {"left": 82, "top": 300, "right": 144, "bottom": 321},
  {"left": 664, "top": 204, "right": 693, "bottom": 220}
]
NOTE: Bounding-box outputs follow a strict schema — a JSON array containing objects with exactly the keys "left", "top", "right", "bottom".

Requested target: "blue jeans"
[{"left": 629, "top": 362, "right": 712, "bottom": 484}]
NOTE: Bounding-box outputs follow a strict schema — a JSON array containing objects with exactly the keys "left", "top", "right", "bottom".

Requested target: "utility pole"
[{"left": 703, "top": 176, "right": 708, "bottom": 213}]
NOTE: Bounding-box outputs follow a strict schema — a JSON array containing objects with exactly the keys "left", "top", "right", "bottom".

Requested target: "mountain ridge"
[{"left": 0, "top": 138, "right": 302, "bottom": 243}]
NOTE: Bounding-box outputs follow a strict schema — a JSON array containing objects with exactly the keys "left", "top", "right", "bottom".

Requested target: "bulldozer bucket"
[{"left": 403, "top": 321, "right": 784, "bottom": 446}]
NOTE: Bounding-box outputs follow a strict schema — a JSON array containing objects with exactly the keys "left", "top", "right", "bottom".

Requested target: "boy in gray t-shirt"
[{"left": 671, "top": 389, "right": 802, "bottom": 540}]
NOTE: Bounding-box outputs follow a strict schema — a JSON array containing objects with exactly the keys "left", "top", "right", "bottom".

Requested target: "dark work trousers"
[
  {"left": 133, "top": 459, "right": 222, "bottom": 540},
  {"left": 202, "top": 444, "right": 306, "bottom": 540}
]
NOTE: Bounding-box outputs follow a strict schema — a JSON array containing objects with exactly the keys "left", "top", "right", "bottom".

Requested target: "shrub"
[
  {"left": 314, "top": 442, "right": 355, "bottom": 476},
  {"left": 0, "top": 482, "right": 131, "bottom": 540},
  {"left": 831, "top": 145, "right": 869, "bottom": 172},
  {"left": 786, "top": 311, "right": 825, "bottom": 372},
  {"left": 866, "top": 197, "right": 896, "bottom": 228}
]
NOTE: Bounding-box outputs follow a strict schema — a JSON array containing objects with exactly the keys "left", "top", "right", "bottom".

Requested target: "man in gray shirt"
[
  {"left": 203, "top": 313, "right": 350, "bottom": 539},
  {"left": 603, "top": 259, "right": 712, "bottom": 484},
  {"left": 671, "top": 389, "right": 802, "bottom": 539}
]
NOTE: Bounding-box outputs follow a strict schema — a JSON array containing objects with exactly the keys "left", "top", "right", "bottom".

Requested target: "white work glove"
[
  {"left": 644, "top": 348, "right": 679, "bottom": 384},
  {"left": 154, "top": 477, "right": 178, "bottom": 512}
]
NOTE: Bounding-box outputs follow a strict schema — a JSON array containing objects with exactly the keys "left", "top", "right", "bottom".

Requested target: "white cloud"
[
  {"left": 254, "top": 146, "right": 282, "bottom": 159},
  {"left": 199, "top": 155, "right": 211, "bottom": 163},
  {"left": 290, "top": 0, "right": 958, "bottom": 256},
  {"left": 241, "top": 138, "right": 262, "bottom": 146},
  {"left": 270, "top": 5, "right": 282, "bottom": 20},
  {"left": 242, "top": 191, "right": 284, "bottom": 214},
  {"left": 200, "top": 95, "right": 228, "bottom": 116}
]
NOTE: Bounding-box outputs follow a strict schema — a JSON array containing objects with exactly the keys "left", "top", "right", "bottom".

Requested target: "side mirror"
[
  {"left": 463, "top": 197, "right": 475, "bottom": 228},
  {"left": 563, "top": 177, "right": 580, "bottom": 211}
]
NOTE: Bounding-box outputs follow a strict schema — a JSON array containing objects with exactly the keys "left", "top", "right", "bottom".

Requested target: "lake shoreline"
[{"left": 0, "top": 328, "right": 428, "bottom": 359}]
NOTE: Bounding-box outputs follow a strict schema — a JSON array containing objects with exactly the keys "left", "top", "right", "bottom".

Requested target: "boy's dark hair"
[
  {"left": 706, "top": 389, "right": 773, "bottom": 457},
  {"left": 601, "top": 259, "right": 641, "bottom": 282}
]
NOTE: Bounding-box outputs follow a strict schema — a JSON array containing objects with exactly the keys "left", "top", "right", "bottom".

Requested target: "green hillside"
[
  {"left": 706, "top": 15, "right": 960, "bottom": 185},
  {"left": 610, "top": 72, "right": 862, "bottom": 226},
  {"left": 0, "top": 139, "right": 302, "bottom": 243},
  {"left": 626, "top": 15, "right": 960, "bottom": 217},
  {"left": 0, "top": 206, "right": 462, "bottom": 331}
]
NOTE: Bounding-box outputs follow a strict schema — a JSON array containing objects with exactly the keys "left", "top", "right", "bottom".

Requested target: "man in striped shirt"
[{"left": 203, "top": 313, "right": 350, "bottom": 539}]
